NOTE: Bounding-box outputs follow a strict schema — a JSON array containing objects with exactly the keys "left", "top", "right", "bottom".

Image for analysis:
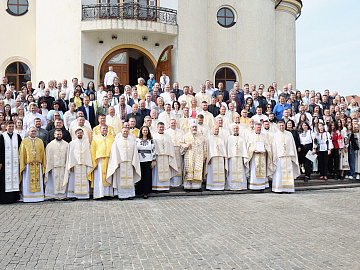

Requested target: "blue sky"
[{"left": 296, "top": 0, "right": 360, "bottom": 97}]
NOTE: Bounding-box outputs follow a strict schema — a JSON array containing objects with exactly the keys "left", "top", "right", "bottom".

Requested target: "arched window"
[
  {"left": 215, "top": 67, "right": 236, "bottom": 90},
  {"left": 5, "top": 62, "right": 31, "bottom": 91},
  {"left": 7, "top": 0, "right": 29, "bottom": 16}
]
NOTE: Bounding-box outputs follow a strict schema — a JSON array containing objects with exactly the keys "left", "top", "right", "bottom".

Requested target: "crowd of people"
[{"left": 0, "top": 67, "right": 359, "bottom": 203}]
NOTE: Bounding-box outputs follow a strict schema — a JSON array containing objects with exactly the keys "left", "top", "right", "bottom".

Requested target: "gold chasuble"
[
  {"left": 92, "top": 125, "right": 116, "bottom": 139},
  {"left": 271, "top": 130, "right": 300, "bottom": 185},
  {"left": 106, "top": 136, "right": 141, "bottom": 188},
  {"left": 19, "top": 137, "right": 46, "bottom": 193},
  {"left": 205, "top": 135, "right": 228, "bottom": 183},
  {"left": 44, "top": 139, "right": 68, "bottom": 194},
  {"left": 226, "top": 135, "right": 249, "bottom": 182},
  {"left": 180, "top": 132, "right": 207, "bottom": 183},
  {"left": 246, "top": 133, "right": 273, "bottom": 178},
  {"left": 87, "top": 134, "right": 114, "bottom": 187},
  {"left": 106, "top": 115, "right": 122, "bottom": 134}
]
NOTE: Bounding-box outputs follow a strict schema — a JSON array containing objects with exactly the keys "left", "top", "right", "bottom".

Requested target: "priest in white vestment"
[
  {"left": 196, "top": 114, "right": 211, "bottom": 139},
  {"left": 106, "top": 106, "right": 122, "bottom": 134},
  {"left": 246, "top": 123, "right": 273, "bottom": 191},
  {"left": 158, "top": 103, "right": 176, "bottom": 129},
  {"left": 179, "top": 107, "right": 191, "bottom": 133},
  {"left": 63, "top": 128, "right": 92, "bottom": 199},
  {"left": 0, "top": 122, "right": 22, "bottom": 204},
  {"left": 87, "top": 125, "right": 115, "bottom": 199},
  {"left": 164, "top": 118, "right": 184, "bottom": 187},
  {"left": 180, "top": 120, "right": 207, "bottom": 190},
  {"left": 271, "top": 120, "right": 300, "bottom": 193},
  {"left": 19, "top": 126, "right": 46, "bottom": 202},
  {"left": 69, "top": 116, "right": 92, "bottom": 143},
  {"left": 226, "top": 125, "right": 249, "bottom": 190},
  {"left": 205, "top": 126, "right": 228, "bottom": 190},
  {"left": 152, "top": 122, "right": 178, "bottom": 191},
  {"left": 44, "top": 129, "right": 68, "bottom": 200},
  {"left": 215, "top": 106, "right": 231, "bottom": 129},
  {"left": 106, "top": 127, "right": 141, "bottom": 199},
  {"left": 199, "top": 102, "right": 215, "bottom": 129}
]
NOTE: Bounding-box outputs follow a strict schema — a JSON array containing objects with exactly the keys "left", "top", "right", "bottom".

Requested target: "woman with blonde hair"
[{"left": 14, "top": 118, "right": 28, "bottom": 139}]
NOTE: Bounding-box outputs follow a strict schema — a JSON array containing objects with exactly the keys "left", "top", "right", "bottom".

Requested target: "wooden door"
[
  {"left": 156, "top": 45, "right": 173, "bottom": 82},
  {"left": 137, "top": 56, "right": 145, "bottom": 78},
  {"left": 100, "top": 49, "right": 129, "bottom": 87}
]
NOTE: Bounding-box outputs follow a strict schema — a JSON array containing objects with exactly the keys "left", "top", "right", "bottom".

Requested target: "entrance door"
[
  {"left": 156, "top": 45, "right": 173, "bottom": 83},
  {"left": 100, "top": 49, "right": 129, "bottom": 87}
]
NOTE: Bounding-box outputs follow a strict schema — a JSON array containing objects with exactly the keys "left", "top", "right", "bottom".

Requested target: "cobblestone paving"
[{"left": 0, "top": 188, "right": 360, "bottom": 270}]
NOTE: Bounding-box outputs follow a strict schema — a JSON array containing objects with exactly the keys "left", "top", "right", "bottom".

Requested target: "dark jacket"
[
  {"left": 125, "top": 113, "right": 144, "bottom": 129},
  {"left": 77, "top": 105, "right": 96, "bottom": 128},
  {"left": 36, "top": 128, "right": 49, "bottom": 147},
  {"left": 57, "top": 98, "right": 69, "bottom": 113},
  {"left": 38, "top": 96, "right": 55, "bottom": 110},
  {"left": 208, "top": 105, "right": 220, "bottom": 118},
  {"left": 47, "top": 127, "right": 71, "bottom": 143}
]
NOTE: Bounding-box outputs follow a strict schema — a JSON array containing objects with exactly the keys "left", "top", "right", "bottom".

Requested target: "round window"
[
  {"left": 217, "top": 7, "right": 236, "bottom": 28},
  {"left": 7, "top": 0, "right": 29, "bottom": 16}
]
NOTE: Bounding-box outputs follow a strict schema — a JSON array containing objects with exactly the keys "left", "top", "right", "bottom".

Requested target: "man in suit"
[
  {"left": 172, "top": 82, "right": 183, "bottom": 100},
  {"left": 233, "top": 82, "right": 244, "bottom": 110},
  {"left": 208, "top": 97, "right": 220, "bottom": 118},
  {"left": 127, "top": 90, "right": 140, "bottom": 107},
  {"left": 77, "top": 96, "right": 96, "bottom": 128},
  {"left": 57, "top": 92, "right": 68, "bottom": 113}
]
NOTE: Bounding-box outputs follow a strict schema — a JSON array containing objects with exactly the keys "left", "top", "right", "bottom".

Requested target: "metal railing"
[{"left": 82, "top": 3, "right": 177, "bottom": 25}]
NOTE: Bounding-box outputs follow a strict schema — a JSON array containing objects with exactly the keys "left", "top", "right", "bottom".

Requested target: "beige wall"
[
  {"left": 275, "top": 10, "right": 297, "bottom": 89},
  {"left": 0, "top": 1, "right": 36, "bottom": 82},
  {"left": 35, "top": 0, "right": 82, "bottom": 85}
]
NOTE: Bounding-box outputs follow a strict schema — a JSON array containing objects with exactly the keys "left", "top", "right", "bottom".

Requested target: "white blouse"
[{"left": 136, "top": 138, "right": 156, "bottom": 162}]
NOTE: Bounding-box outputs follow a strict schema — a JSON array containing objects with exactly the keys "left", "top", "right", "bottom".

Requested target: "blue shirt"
[{"left": 273, "top": 103, "right": 291, "bottom": 120}]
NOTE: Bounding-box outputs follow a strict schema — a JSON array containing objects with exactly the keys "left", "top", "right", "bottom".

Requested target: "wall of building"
[
  {"left": 275, "top": 10, "right": 297, "bottom": 89},
  {"left": 0, "top": 1, "right": 36, "bottom": 81},
  {"left": 207, "top": 0, "right": 277, "bottom": 88},
  {"left": 35, "top": 0, "right": 82, "bottom": 85},
  {"left": 177, "top": 0, "right": 208, "bottom": 89}
]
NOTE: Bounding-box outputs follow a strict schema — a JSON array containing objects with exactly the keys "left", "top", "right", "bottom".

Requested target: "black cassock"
[{"left": 0, "top": 133, "right": 22, "bottom": 204}]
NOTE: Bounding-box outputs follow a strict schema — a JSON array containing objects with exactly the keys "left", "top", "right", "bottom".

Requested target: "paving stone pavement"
[{"left": 0, "top": 188, "right": 360, "bottom": 270}]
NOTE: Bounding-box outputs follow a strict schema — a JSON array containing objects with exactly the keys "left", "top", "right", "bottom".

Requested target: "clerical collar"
[
  {"left": 255, "top": 132, "right": 261, "bottom": 135},
  {"left": 235, "top": 122, "right": 240, "bottom": 124},
  {"left": 130, "top": 128, "right": 135, "bottom": 131},
  {"left": 29, "top": 136, "right": 36, "bottom": 140},
  {"left": 101, "top": 134, "right": 107, "bottom": 137},
  {"left": 158, "top": 132, "right": 164, "bottom": 134},
  {"left": 234, "top": 134, "right": 239, "bottom": 136}
]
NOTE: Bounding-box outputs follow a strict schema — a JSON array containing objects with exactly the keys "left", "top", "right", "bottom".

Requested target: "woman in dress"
[
  {"left": 189, "top": 97, "right": 200, "bottom": 119},
  {"left": 85, "top": 81, "right": 96, "bottom": 97},
  {"left": 338, "top": 119, "right": 349, "bottom": 180},
  {"left": 155, "top": 97, "right": 165, "bottom": 115},
  {"left": 135, "top": 126, "right": 156, "bottom": 199},
  {"left": 3, "top": 104, "right": 12, "bottom": 122},
  {"left": 328, "top": 121, "right": 342, "bottom": 180},
  {"left": 17, "top": 106, "right": 25, "bottom": 120}
]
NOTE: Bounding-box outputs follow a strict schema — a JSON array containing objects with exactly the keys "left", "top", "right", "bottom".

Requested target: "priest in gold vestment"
[
  {"left": 164, "top": 118, "right": 184, "bottom": 187},
  {"left": 205, "top": 126, "right": 228, "bottom": 190},
  {"left": 106, "top": 127, "right": 141, "bottom": 199},
  {"left": 246, "top": 122, "right": 273, "bottom": 191},
  {"left": 226, "top": 124, "right": 249, "bottom": 190},
  {"left": 180, "top": 120, "right": 207, "bottom": 190},
  {"left": 63, "top": 128, "right": 93, "bottom": 199},
  {"left": 271, "top": 120, "right": 300, "bottom": 193},
  {"left": 44, "top": 129, "right": 68, "bottom": 200},
  {"left": 92, "top": 114, "right": 116, "bottom": 139},
  {"left": 19, "top": 126, "right": 46, "bottom": 203},
  {"left": 87, "top": 125, "right": 115, "bottom": 199},
  {"left": 152, "top": 122, "right": 178, "bottom": 191}
]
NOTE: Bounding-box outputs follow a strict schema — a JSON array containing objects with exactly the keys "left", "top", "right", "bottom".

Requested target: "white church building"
[{"left": 0, "top": 0, "right": 302, "bottom": 90}]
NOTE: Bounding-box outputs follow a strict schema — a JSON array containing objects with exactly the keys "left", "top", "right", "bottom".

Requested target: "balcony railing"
[{"left": 82, "top": 3, "right": 177, "bottom": 25}]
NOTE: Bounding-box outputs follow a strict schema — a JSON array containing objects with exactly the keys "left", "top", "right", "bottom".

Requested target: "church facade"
[{"left": 0, "top": 0, "right": 302, "bottom": 90}]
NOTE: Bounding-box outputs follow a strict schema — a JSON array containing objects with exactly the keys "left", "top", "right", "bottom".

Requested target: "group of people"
[{"left": 0, "top": 69, "right": 359, "bottom": 203}]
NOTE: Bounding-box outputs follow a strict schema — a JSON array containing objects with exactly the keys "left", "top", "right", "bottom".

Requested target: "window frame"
[
  {"left": 6, "top": 0, "right": 29, "bottom": 16},
  {"left": 217, "top": 7, "right": 236, "bottom": 28},
  {"left": 5, "top": 61, "right": 31, "bottom": 91},
  {"left": 215, "top": 67, "right": 237, "bottom": 91}
]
